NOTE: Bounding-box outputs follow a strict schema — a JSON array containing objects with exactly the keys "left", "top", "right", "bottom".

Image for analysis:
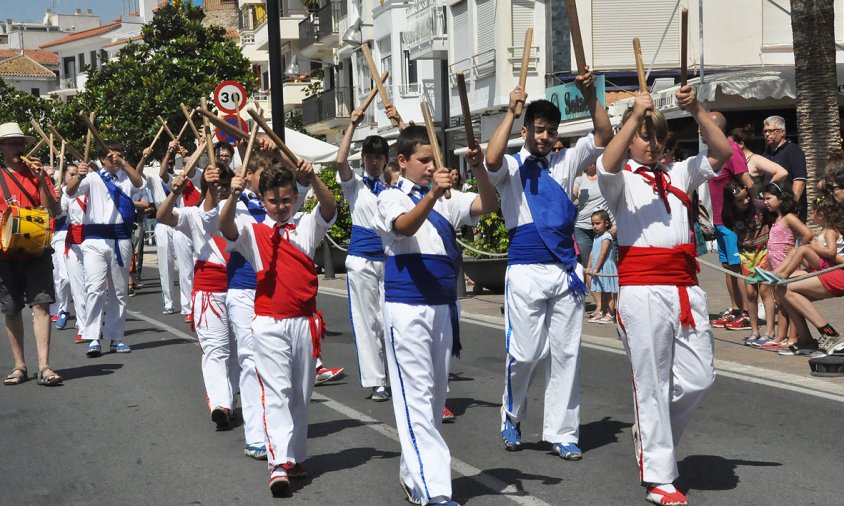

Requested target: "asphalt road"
[{"left": 1, "top": 268, "right": 843, "bottom": 505}]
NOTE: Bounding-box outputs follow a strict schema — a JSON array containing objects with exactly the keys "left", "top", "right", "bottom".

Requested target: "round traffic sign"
[
  {"left": 216, "top": 114, "right": 248, "bottom": 145},
  {"left": 213, "top": 80, "right": 247, "bottom": 114}
]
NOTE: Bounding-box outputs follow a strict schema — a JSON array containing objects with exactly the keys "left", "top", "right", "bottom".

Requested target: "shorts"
[
  {"left": 0, "top": 255, "right": 55, "bottom": 314},
  {"left": 739, "top": 249, "right": 768, "bottom": 285},
  {"left": 819, "top": 268, "right": 844, "bottom": 296},
  {"left": 715, "top": 225, "right": 741, "bottom": 266}
]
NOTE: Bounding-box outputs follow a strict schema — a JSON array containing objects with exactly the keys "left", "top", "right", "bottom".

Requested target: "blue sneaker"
[
  {"left": 400, "top": 479, "right": 422, "bottom": 505},
  {"left": 552, "top": 442, "right": 583, "bottom": 461},
  {"left": 244, "top": 444, "right": 267, "bottom": 460},
  {"left": 433, "top": 502, "right": 461, "bottom": 505},
  {"left": 110, "top": 341, "right": 131, "bottom": 353},
  {"left": 56, "top": 311, "right": 69, "bottom": 330},
  {"left": 501, "top": 416, "right": 522, "bottom": 451},
  {"left": 86, "top": 340, "right": 101, "bottom": 358}
]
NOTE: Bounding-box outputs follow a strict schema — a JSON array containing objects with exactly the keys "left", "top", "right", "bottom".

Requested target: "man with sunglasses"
[{"left": 762, "top": 116, "right": 807, "bottom": 220}]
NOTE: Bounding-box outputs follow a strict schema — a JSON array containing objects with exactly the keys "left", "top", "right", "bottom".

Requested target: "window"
[
  {"left": 77, "top": 53, "right": 85, "bottom": 71},
  {"left": 592, "top": 0, "right": 678, "bottom": 68},
  {"left": 402, "top": 49, "right": 418, "bottom": 91},
  {"left": 63, "top": 57, "right": 76, "bottom": 79},
  {"left": 30, "top": 88, "right": 40, "bottom": 96},
  {"left": 451, "top": 0, "right": 470, "bottom": 65},
  {"left": 476, "top": 0, "right": 495, "bottom": 55},
  {"left": 90, "top": 50, "right": 98, "bottom": 69}
]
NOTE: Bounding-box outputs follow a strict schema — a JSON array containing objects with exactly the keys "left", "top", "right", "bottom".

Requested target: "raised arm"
[
  {"left": 393, "top": 167, "right": 451, "bottom": 236},
  {"left": 466, "top": 144, "right": 498, "bottom": 217},
  {"left": 601, "top": 93, "right": 654, "bottom": 174},
  {"left": 159, "top": 140, "right": 180, "bottom": 182},
  {"left": 219, "top": 174, "right": 243, "bottom": 241},
  {"left": 113, "top": 152, "right": 145, "bottom": 188},
  {"left": 336, "top": 107, "right": 364, "bottom": 182},
  {"left": 30, "top": 158, "right": 61, "bottom": 215},
  {"left": 485, "top": 87, "right": 526, "bottom": 172},
  {"left": 676, "top": 85, "right": 732, "bottom": 171},
  {"left": 576, "top": 68, "right": 613, "bottom": 148},
  {"left": 297, "top": 161, "right": 336, "bottom": 223},
  {"left": 65, "top": 161, "right": 90, "bottom": 196},
  {"left": 155, "top": 173, "right": 186, "bottom": 227}
]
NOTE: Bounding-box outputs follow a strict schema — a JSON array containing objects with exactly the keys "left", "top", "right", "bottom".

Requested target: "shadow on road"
[
  {"left": 308, "top": 417, "right": 372, "bottom": 439},
  {"left": 677, "top": 455, "right": 782, "bottom": 492},
  {"left": 445, "top": 396, "right": 500, "bottom": 417},
  {"left": 304, "top": 447, "right": 401, "bottom": 480},
  {"left": 59, "top": 363, "right": 124, "bottom": 380},
  {"left": 448, "top": 371, "right": 474, "bottom": 382},
  {"left": 123, "top": 327, "right": 158, "bottom": 337},
  {"left": 454, "top": 467, "right": 563, "bottom": 503},
  {"left": 129, "top": 338, "right": 195, "bottom": 351},
  {"left": 579, "top": 416, "right": 633, "bottom": 452}
]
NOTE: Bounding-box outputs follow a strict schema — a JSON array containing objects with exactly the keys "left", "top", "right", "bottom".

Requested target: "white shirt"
[
  {"left": 71, "top": 167, "right": 145, "bottom": 226},
  {"left": 486, "top": 133, "right": 603, "bottom": 231},
  {"left": 173, "top": 206, "right": 226, "bottom": 265},
  {"left": 375, "top": 176, "right": 478, "bottom": 257},
  {"left": 60, "top": 192, "right": 87, "bottom": 226},
  {"left": 338, "top": 172, "right": 381, "bottom": 230},
  {"left": 596, "top": 152, "right": 716, "bottom": 248}
]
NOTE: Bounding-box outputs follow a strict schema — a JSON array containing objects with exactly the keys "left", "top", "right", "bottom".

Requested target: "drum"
[{"left": 0, "top": 206, "right": 54, "bottom": 256}]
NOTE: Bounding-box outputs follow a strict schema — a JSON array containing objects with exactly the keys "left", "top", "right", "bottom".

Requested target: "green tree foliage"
[
  {"left": 463, "top": 175, "right": 508, "bottom": 257},
  {"left": 55, "top": 0, "right": 255, "bottom": 163},
  {"left": 301, "top": 165, "right": 351, "bottom": 243}
]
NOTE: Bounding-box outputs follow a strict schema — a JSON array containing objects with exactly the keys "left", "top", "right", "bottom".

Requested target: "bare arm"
[
  {"left": 750, "top": 155, "right": 788, "bottom": 184},
  {"left": 112, "top": 153, "right": 144, "bottom": 188},
  {"left": 159, "top": 140, "right": 180, "bottom": 182},
  {"left": 791, "top": 179, "right": 806, "bottom": 201},
  {"left": 393, "top": 168, "right": 452, "bottom": 236},
  {"left": 65, "top": 161, "right": 90, "bottom": 196},
  {"left": 219, "top": 174, "right": 243, "bottom": 241},
  {"left": 466, "top": 145, "right": 498, "bottom": 216},
  {"left": 592, "top": 237, "right": 611, "bottom": 272},
  {"left": 336, "top": 107, "right": 364, "bottom": 182},
  {"left": 677, "top": 86, "right": 732, "bottom": 171},
  {"left": 155, "top": 174, "right": 185, "bottom": 227},
  {"left": 576, "top": 69, "right": 613, "bottom": 148},
  {"left": 485, "top": 87, "right": 526, "bottom": 172},
  {"left": 30, "top": 159, "right": 61, "bottom": 215},
  {"left": 810, "top": 229, "right": 839, "bottom": 258},
  {"left": 784, "top": 213, "right": 813, "bottom": 243},
  {"left": 297, "top": 161, "right": 336, "bottom": 223},
  {"left": 738, "top": 172, "right": 755, "bottom": 193}
]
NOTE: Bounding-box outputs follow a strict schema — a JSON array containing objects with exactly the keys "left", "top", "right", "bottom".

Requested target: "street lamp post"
[{"left": 266, "top": 0, "right": 285, "bottom": 142}]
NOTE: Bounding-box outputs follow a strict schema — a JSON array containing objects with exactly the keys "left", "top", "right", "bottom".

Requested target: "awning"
[
  {"left": 280, "top": 127, "right": 338, "bottom": 164},
  {"left": 453, "top": 137, "right": 523, "bottom": 156}
]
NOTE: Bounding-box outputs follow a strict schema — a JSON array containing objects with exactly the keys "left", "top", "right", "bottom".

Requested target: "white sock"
[{"left": 652, "top": 483, "right": 677, "bottom": 493}]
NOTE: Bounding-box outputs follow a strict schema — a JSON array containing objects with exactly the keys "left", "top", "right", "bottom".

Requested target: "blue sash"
[
  {"left": 383, "top": 191, "right": 461, "bottom": 357},
  {"left": 240, "top": 193, "right": 267, "bottom": 223},
  {"left": 512, "top": 153, "right": 586, "bottom": 296},
  {"left": 55, "top": 215, "right": 68, "bottom": 232},
  {"left": 348, "top": 225, "right": 385, "bottom": 260},
  {"left": 89, "top": 171, "right": 136, "bottom": 266},
  {"left": 226, "top": 194, "right": 267, "bottom": 289}
]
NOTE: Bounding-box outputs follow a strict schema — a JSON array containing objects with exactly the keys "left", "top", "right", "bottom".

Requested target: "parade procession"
[{"left": 2, "top": 0, "right": 844, "bottom": 504}]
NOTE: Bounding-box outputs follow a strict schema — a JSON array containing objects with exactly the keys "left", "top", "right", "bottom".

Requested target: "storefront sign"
[{"left": 545, "top": 75, "right": 606, "bottom": 122}]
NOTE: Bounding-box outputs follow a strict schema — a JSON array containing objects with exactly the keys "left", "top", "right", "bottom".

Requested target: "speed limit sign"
[{"left": 213, "top": 80, "right": 247, "bottom": 114}]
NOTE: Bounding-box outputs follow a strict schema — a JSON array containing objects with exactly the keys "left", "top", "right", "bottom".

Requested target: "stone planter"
[
  {"left": 314, "top": 240, "right": 348, "bottom": 274},
  {"left": 462, "top": 256, "right": 508, "bottom": 294}
]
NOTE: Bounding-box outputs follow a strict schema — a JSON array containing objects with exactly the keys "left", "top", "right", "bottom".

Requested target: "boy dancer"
[
  {"left": 335, "top": 106, "right": 393, "bottom": 401},
  {"left": 376, "top": 125, "right": 495, "bottom": 505},
  {"left": 597, "top": 87, "right": 732, "bottom": 505},
  {"left": 59, "top": 165, "right": 88, "bottom": 344},
  {"left": 66, "top": 141, "right": 145, "bottom": 356},
  {"left": 220, "top": 162, "right": 336, "bottom": 497},
  {"left": 485, "top": 71, "right": 612, "bottom": 459}
]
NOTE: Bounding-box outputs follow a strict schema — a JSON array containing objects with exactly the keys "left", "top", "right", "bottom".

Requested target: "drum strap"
[{"left": 0, "top": 167, "right": 38, "bottom": 207}]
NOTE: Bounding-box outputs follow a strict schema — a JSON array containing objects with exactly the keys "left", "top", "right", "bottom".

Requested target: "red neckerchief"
[{"left": 624, "top": 163, "right": 694, "bottom": 225}]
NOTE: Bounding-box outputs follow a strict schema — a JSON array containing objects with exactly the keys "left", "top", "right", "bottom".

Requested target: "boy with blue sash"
[
  {"left": 66, "top": 141, "right": 146, "bottom": 357},
  {"left": 485, "top": 72, "right": 612, "bottom": 460},
  {"left": 335, "top": 106, "right": 393, "bottom": 402},
  {"left": 375, "top": 125, "right": 496, "bottom": 505}
]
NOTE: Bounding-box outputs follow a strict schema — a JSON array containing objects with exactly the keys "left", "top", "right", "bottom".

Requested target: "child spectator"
[
  {"left": 720, "top": 182, "right": 777, "bottom": 348},
  {"left": 585, "top": 210, "right": 617, "bottom": 323}
]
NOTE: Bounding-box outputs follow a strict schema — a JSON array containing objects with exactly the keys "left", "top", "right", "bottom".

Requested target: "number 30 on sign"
[{"left": 213, "top": 80, "right": 247, "bottom": 114}]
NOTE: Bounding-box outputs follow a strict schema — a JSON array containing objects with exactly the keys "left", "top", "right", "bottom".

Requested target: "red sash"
[
  {"left": 193, "top": 260, "right": 228, "bottom": 292},
  {"left": 618, "top": 243, "right": 698, "bottom": 329}
]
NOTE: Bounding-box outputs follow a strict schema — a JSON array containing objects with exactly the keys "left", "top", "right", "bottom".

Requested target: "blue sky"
[{"left": 2, "top": 0, "right": 128, "bottom": 23}]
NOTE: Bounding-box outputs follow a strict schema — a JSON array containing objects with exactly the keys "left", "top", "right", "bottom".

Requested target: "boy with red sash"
[
  {"left": 59, "top": 165, "right": 89, "bottom": 344},
  {"left": 220, "top": 162, "right": 336, "bottom": 497},
  {"left": 596, "top": 87, "right": 732, "bottom": 506},
  {"left": 375, "top": 125, "right": 495, "bottom": 505},
  {"left": 157, "top": 164, "right": 237, "bottom": 430},
  {"left": 66, "top": 141, "right": 146, "bottom": 357}
]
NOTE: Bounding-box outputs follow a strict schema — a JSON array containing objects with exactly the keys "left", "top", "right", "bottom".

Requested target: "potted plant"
[
  {"left": 302, "top": 165, "right": 352, "bottom": 273},
  {"left": 461, "top": 176, "right": 509, "bottom": 293},
  {"left": 301, "top": 0, "right": 321, "bottom": 14}
]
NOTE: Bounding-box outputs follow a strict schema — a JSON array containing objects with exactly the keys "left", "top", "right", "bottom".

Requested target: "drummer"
[{"left": 0, "top": 122, "right": 63, "bottom": 386}]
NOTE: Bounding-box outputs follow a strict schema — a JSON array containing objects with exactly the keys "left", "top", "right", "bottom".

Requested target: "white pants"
[
  {"left": 82, "top": 238, "right": 132, "bottom": 342},
  {"left": 154, "top": 223, "right": 175, "bottom": 312},
  {"left": 192, "top": 290, "right": 233, "bottom": 411},
  {"left": 384, "top": 302, "right": 453, "bottom": 505},
  {"left": 502, "top": 263, "right": 584, "bottom": 444},
  {"left": 617, "top": 285, "right": 715, "bottom": 484},
  {"left": 65, "top": 243, "right": 87, "bottom": 334},
  {"left": 226, "top": 288, "right": 265, "bottom": 447},
  {"left": 51, "top": 231, "right": 70, "bottom": 315},
  {"left": 173, "top": 228, "right": 194, "bottom": 314},
  {"left": 346, "top": 255, "right": 387, "bottom": 388},
  {"left": 252, "top": 314, "right": 318, "bottom": 468}
]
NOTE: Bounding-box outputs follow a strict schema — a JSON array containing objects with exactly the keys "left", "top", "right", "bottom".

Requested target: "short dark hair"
[
  {"left": 98, "top": 140, "right": 125, "bottom": 159},
  {"left": 214, "top": 141, "right": 235, "bottom": 157},
  {"left": 362, "top": 135, "right": 389, "bottom": 156},
  {"left": 524, "top": 100, "right": 561, "bottom": 128},
  {"left": 395, "top": 125, "right": 430, "bottom": 160},
  {"left": 258, "top": 165, "right": 297, "bottom": 196}
]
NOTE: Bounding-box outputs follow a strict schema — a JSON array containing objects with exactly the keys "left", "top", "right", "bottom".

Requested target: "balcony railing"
[
  {"left": 386, "top": 83, "right": 422, "bottom": 100},
  {"left": 401, "top": 1, "right": 446, "bottom": 48},
  {"left": 317, "top": 1, "right": 340, "bottom": 40},
  {"left": 448, "top": 49, "right": 496, "bottom": 84},
  {"left": 299, "top": 15, "right": 319, "bottom": 49},
  {"left": 302, "top": 86, "right": 352, "bottom": 125}
]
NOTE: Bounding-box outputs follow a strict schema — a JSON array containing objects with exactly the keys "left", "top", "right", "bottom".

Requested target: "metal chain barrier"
[
  {"left": 456, "top": 238, "right": 509, "bottom": 258},
  {"left": 324, "top": 233, "right": 348, "bottom": 252}
]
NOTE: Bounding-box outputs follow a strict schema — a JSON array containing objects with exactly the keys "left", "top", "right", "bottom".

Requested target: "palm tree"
[{"left": 791, "top": 0, "right": 840, "bottom": 203}]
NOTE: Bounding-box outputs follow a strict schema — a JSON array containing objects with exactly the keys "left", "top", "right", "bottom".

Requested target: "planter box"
[
  {"left": 314, "top": 241, "right": 348, "bottom": 274},
  {"left": 462, "top": 257, "right": 507, "bottom": 294}
]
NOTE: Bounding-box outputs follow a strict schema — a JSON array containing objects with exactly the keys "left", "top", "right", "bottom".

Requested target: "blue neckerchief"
[
  {"left": 161, "top": 180, "right": 170, "bottom": 197},
  {"left": 240, "top": 193, "right": 267, "bottom": 223},
  {"left": 362, "top": 175, "right": 386, "bottom": 195},
  {"left": 512, "top": 153, "right": 586, "bottom": 297}
]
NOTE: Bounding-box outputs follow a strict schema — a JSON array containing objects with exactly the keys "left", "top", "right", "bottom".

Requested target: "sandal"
[
  {"left": 743, "top": 333, "right": 760, "bottom": 346},
  {"left": 4, "top": 366, "right": 28, "bottom": 386},
  {"left": 36, "top": 366, "right": 63, "bottom": 386}
]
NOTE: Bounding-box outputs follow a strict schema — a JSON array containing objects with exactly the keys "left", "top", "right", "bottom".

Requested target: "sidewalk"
[{"left": 143, "top": 251, "right": 844, "bottom": 398}]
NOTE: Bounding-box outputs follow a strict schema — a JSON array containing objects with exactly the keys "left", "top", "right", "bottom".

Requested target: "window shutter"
[
  {"left": 476, "top": 0, "right": 495, "bottom": 54},
  {"left": 592, "top": 0, "right": 679, "bottom": 68}
]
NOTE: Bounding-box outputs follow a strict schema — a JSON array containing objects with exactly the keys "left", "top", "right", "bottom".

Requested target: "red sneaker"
[
  {"left": 710, "top": 309, "right": 738, "bottom": 328},
  {"left": 724, "top": 315, "right": 751, "bottom": 330},
  {"left": 442, "top": 406, "right": 456, "bottom": 423},
  {"left": 74, "top": 334, "right": 85, "bottom": 344},
  {"left": 315, "top": 367, "right": 344, "bottom": 385},
  {"left": 183, "top": 313, "right": 193, "bottom": 324},
  {"left": 281, "top": 461, "right": 308, "bottom": 479},
  {"left": 51, "top": 315, "right": 58, "bottom": 322},
  {"left": 268, "top": 466, "right": 290, "bottom": 496}
]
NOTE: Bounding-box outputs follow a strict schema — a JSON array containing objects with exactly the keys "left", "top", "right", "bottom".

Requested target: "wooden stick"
[
  {"left": 175, "top": 112, "right": 193, "bottom": 142},
  {"left": 680, "top": 8, "right": 689, "bottom": 86},
  {"left": 157, "top": 115, "right": 177, "bottom": 141},
  {"left": 30, "top": 119, "right": 60, "bottom": 158},
  {"left": 360, "top": 70, "right": 391, "bottom": 115},
  {"left": 83, "top": 112, "right": 94, "bottom": 163},
  {"left": 566, "top": 0, "right": 587, "bottom": 75},
  {"left": 196, "top": 108, "right": 248, "bottom": 142},
  {"left": 420, "top": 100, "right": 450, "bottom": 199},
  {"left": 180, "top": 103, "right": 202, "bottom": 140},
  {"left": 57, "top": 140, "right": 66, "bottom": 186},
  {"left": 78, "top": 110, "right": 110, "bottom": 154},
  {"left": 181, "top": 140, "right": 208, "bottom": 176},
  {"left": 455, "top": 73, "right": 477, "bottom": 150},
  {"left": 46, "top": 124, "right": 85, "bottom": 161},
  {"left": 26, "top": 138, "right": 45, "bottom": 158},
  {"left": 246, "top": 108, "right": 299, "bottom": 166},
  {"left": 199, "top": 97, "right": 217, "bottom": 167},
  {"left": 361, "top": 44, "right": 399, "bottom": 128},
  {"left": 633, "top": 37, "right": 647, "bottom": 92},
  {"left": 49, "top": 133, "right": 55, "bottom": 169},
  {"left": 238, "top": 125, "right": 260, "bottom": 178},
  {"left": 147, "top": 125, "right": 166, "bottom": 152},
  {"left": 514, "top": 28, "right": 534, "bottom": 118}
]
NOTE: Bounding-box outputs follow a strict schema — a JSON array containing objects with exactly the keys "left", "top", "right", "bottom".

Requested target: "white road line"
[
  {"left": 129, "top": 306, "right": 551, "bottom": 505},
  {"left": 319, "top": 288, "right": 844, "bottom": 403}
]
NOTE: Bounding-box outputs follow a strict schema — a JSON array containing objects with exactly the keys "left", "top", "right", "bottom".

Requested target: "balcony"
[
  {"left": 448, "top": 49, "right": 496, "bottom": 85},
  {"left": 385, "top": 83, "right": 422, "bottom": 100},
  {"left": 253, "top": 8, "right": 306, "bottom": 50},
  {"left": 297, "top": 2, "right": 341, "bottom": 59},
  {"left": 301, "top": 86, "right": 352, "bottom": 134},
  {"left": 401, "top": 0, "right": 447, "bottom": 60}
]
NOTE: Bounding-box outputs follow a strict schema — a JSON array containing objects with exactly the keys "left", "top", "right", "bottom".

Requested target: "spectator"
[
  {"left": 762, "top": 115, "right": 808, "bottom": 220},
  {"left": 707, "top": 112, "right": 756, "bottom": 331},
  {"left": 572, "top": 162, "right": 611, "bottom": 311},
  {"left": 729, "top": 126, "right": 788, "bottom": 198},
  {"left": 585, "top": 210, "right": 617, "bottom": 323}
]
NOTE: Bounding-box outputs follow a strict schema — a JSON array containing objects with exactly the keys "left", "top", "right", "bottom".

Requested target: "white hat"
[{"left": 0, "top": 122, "right": 36, "bottom": 145}]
